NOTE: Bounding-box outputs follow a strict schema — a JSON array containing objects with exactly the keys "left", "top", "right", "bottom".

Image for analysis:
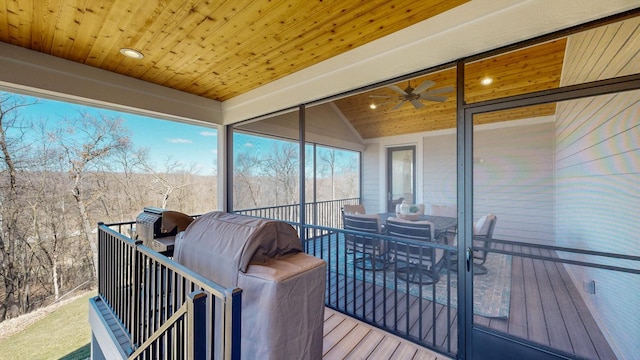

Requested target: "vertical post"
[
  {"left": 223, "top": 288, "right": 242, "bottom": 360},
  {"left": 97, "top": 222, "right": 104, "bottom": 294},
  {"left": 299, "top": 104, "right": 306, "bottom": 240},
  {"left": 456, "top": 59, "right": 473, "bottom": 359},
  {"left": 230, "top": 289, "right": 242, "bottom": 360},
  {"left": 187, "top": 290, "right": 207, "bottom": 360},
  {"left": 225, "top": 124, "right": 234, "bottom": 213},
  {"left": 312, "top": 143, "right": 317, "bottom": 227}
]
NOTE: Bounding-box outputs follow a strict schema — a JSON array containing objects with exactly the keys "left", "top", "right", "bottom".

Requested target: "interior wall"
[
  {"left": 361, "top": 142, "right": 381, "bottom": 213},
  {"left": 362, "top": 117, "right": 555, "bottom": 244},
  {"left": 422, "top": 132, "right": 457, "bottom": 213},
  {"left": 473, "top": 119, "right": 556, "bottom": 242}
]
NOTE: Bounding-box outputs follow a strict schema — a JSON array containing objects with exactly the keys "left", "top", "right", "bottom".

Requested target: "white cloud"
[
  {"left": 244, "top": 142, "right": 254, "bottom": 148},
  {"left": 200, "top": 131, "right": 217, "bottom": 137},
  {"left": 167, "top": 138, "right": 193, "bottom": 144}
]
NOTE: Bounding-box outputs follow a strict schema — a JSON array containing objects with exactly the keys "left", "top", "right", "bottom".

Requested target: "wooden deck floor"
[
  {"left": 322, "top": 242, "right": 617, "bottom": 359},
  {"left": 323, "top": 307, "right": 450, "bottom": 360}
]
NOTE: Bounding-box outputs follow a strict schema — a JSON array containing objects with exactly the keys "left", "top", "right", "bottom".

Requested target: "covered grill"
[
  {"left": 135, "top": 207, "right": 193, "bottom": 254},
  {"left": 174, "top": 211, "right": 326, "bottom": 360}
]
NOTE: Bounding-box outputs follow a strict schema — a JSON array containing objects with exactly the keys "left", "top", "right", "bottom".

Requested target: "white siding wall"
[
  {"left": 473, "top": 121, "right": 556, "bottom": 243},
  {"left": 422, "top": 133, "right": 457, "bottom": 209},
  {"left": 554, "top": 17, "right": 640, "bottom": 359},
  {"left": 361, "top": 142, "right": 381, "bottom": 213},
  {"left": 554, "top": 91, "right": 640, "bottom": 359},
  {"left": 363, "top": 119, "right": 555, "bottom": 243}
]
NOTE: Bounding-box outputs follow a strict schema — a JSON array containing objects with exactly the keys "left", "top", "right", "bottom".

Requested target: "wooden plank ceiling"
[
  {"left": 0, "top": 0, "right": 569, "bottom": 139},
  {"left": 0, "top": 0, "right": 467, "bottom": 102},
  {"left": 334, "top": 38, "right": 567, "bottom": 138}
]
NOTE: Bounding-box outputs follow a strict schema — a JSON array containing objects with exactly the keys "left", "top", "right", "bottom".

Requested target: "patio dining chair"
[
  {"left": 430, "top": 204, "right": 458, "bottom": 244},
  {"left": 449, "top": 213, "right": 497, "bottom": 275},
  {"left": 386, "top": 218, "right": 444, "bottom": 284},
  {"left": 342, "top": 213, "right": 387, "bottom": 270},
  {"left": 471, "top": 213, "right": 497, "bottom": 275}
]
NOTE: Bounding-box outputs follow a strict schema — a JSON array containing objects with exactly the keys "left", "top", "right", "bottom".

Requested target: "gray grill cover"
[
  {"left": 173, "top": 211, "right": 325, "bottom": 360},
  {"left": 174, "top": 211, "right": 303, "bottom": 287}
]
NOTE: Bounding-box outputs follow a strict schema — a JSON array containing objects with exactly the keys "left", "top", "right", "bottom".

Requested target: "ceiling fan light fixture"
[
  {"left": 120, "top": 48, "right": 144, "bottom": 59},
  {"left": 480, "top": 77, "right": 493, "bottom": 86}
]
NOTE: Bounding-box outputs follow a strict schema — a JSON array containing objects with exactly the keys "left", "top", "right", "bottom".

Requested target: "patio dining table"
[{"left": 378, "top": 213, "right": 457, "bottom": 242}]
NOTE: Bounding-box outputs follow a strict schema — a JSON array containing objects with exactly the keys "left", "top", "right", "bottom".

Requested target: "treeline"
[
  {"left": 0, "top": 93, "right": 358, "bottom": 321},
  {"left": 233, "top": 141, "right": 359, "bottom": 210},
  {"left": 0, "top": 94, "right": 216, "bottom": 320}
]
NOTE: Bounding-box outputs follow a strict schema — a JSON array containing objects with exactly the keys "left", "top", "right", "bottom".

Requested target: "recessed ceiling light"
[
  {"left": 480, "top": 77, "right": 493, "bottom": 86},
  {"left": 369, "top": 103, "right": 377, "bottom": 109},
  {"left": 120, "top": 48, "right": 144, "bottom": 59}
]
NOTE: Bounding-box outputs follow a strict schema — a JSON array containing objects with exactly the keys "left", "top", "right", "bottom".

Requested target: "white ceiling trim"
[{"left": 0, "top": 42, "right": 223, "bottom": 126}]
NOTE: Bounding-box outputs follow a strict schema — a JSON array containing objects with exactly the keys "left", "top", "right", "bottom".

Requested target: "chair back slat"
[
  {"left": 386, "top": 220, "right": 433, "bottom": 241},
  {"left": 386, "top": 218, "right": 443, "bottom": 284},
  {"left": 386, "top": 219, "right": 441, "bottom": 262},
  {"left": 343, "top": 214, "right": 379, "bottom": 233},
  {"left": 342, "top": 214, "right": 385, "bottom": 258}
]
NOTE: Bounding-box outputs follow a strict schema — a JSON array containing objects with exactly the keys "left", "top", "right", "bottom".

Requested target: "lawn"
[{"left": 0, "top": 291, "right": 95, "bottom": 360}]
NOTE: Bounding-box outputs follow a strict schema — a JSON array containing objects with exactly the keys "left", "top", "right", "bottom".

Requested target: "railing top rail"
[
  {"left": 482, "top": 246, "right": 640, "bottom": 275},
  {"left": 296, "top": 222, "right": 456, "bottom": 251},
  {"left": 234, "top": 197, "right": 360, "bottom": 213},
  {"left": 98, "top": 224, "right": 239, "bottom": 299},
  {"left": 489, "top": 237, "right": 640, "bottom": 262}
]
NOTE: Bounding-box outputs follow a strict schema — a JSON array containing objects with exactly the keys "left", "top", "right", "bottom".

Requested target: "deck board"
[
  {"left": 324, "top": 308, "right": 449, "bottom": 360},
  {"left": 536, "top": 248, "right": 573, "bottom": 353},
  {"left": 321, "top": 241, "right": 617, "bottom": 359}
]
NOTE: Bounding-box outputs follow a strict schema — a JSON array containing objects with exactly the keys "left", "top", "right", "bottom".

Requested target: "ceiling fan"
[{"left": 369, "top": 80, "right": 453, "bottom": 110}]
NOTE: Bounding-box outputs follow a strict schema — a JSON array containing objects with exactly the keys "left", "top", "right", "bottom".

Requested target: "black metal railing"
[
  {"left": 98, "top": 223, "right": 242, "bottom": 360},
  {"left": 299, "top": 224, "right": 459, "bottom": 357},
  {"left": 99, "top": 200, "right": 640, "bottom": 360},
  {"left": 233, "top": 197, "right": 360, "bottom": 228}
]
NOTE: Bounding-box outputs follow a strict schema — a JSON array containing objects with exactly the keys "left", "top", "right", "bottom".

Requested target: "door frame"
[
  {"left": 457, "top": 70, "right": 640, "bottom": 359},
  {"left": 386, "top": 145, "right": 416, "bottom": 212}
]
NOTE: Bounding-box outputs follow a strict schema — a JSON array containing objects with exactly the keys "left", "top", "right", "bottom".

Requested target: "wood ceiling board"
[
  {"left": 0, "top": 0, "right": 469, "bottom": 102},
  {"left": 5, "top": 0, "right": 32, "bottom": 47},
  {"left": 334, "top": 68, "right": 458, "bottom": 138},
  {"left": 464, "top": 38, "right": 567, "bottom": 103},
  {"left": 334, "top": 39, "right": 567, "bottom": 139},
  {"left": 197, "top": 0, "right": 469, "bottom": 100}
]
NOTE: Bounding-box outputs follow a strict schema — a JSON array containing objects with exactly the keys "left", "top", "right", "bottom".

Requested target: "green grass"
[{"left": 0, "top": 292, "right": 95, "bottom": 360}]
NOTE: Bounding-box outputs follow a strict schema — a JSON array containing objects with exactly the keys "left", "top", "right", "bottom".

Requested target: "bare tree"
[
  {"left": 142, "top": 156, "right": 194, "bottom": 209},
  {"left": 113, "top": 146, "right": 149, "bottom": 219},
  {"left": 51, "top": 112, "right": 131, "bottom": 278},
  {"left": 0, "top": 94, "right": 37, "bottom": 319},
  {"left": 234, "top": 152, "right": 264, "bottom": 209},
  {"left": 318, "top": 148, "right": 338, "bottom": 200},
  {"left": 264, "top": 142, "right": 299, "bottom": 205}
]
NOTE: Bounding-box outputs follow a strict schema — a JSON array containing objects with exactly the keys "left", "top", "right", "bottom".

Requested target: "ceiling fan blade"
[
  {"left": 369, "top": 95, "right": 396, "bottom": 98},
  {"left": 392, "top": 100, "right": 406, "bottom": 110},
  {"left": 413, "top": 80, "right": 436, "bottom": 94},
  {"left": 411, "top": 100, "right": 425, "bottom": 109},
  {"left": 388, "top": 85, "right": 408, "bottom": 95},
  {"left": 422, "top": 86, "right": 454, "bottom": 96},
  {"left": 420, "top": 95, "right": 448, "bottom": 102}
]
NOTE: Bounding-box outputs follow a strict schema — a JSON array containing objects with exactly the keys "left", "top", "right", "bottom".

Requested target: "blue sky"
[
  {"left": 5, "top": 91, "right": 358, "bottom": 177},
  {"left": 8, "top": 92, "right": 219, "bottom": 175}
]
